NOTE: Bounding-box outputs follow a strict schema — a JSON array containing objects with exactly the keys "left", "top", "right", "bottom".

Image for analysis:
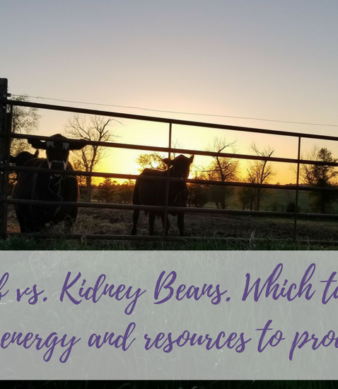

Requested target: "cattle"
[
  {"left": 9, "top": 150, "right": 39, "bottom": 167},
  {"left": 12, "top": 134, "right": 85, "bottom": 233},
  {"left": 131, "top": 154, "right": 194, "bottom": 236},
  {"left": 8, "top": 150, "right": 39, "bottom": 196}
]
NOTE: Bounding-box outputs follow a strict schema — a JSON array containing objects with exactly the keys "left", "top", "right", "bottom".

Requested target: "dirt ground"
[{"left": 6, "top": 204, "right": 338, "bottom": 242}]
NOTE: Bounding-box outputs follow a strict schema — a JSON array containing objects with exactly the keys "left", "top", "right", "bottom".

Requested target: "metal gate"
[{"left": 2, "top": 78, "right": 338, "bottom": 244}]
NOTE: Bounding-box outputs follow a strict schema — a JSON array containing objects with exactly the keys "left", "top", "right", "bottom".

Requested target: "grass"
[
  {"left": 6, "top": 192, "right": 338, "bottom": 248},
  {"left": 0, "top": 235, "right": 335, "bottom": 250}
]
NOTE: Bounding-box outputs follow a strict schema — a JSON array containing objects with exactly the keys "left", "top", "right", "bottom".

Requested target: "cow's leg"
[
  {"left": 177, "top": 212, "right": 185, "bottom": 236},
  {"left": 149, "top": 212, "right": 156, "bottom": 235},
  {"left": 16, "top": 208, "right": 41, "bottom": 233},
  {"left": 161, "top": 213, "right": 170, "bottom": 235},
  {"left": 64, "top": 214, "right": 75, "bottom": 234},
  {"left": 131, "top": 210, "right": 139, "bottom": 235},
  {"left": 16, "top": 211, "right": 27, "bottom": 233}
]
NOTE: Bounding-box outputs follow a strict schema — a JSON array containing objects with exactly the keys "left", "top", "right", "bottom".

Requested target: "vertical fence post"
[
  {"left": 0, "top": 79, "right": 9, "bottom": 238},
  {"left": 163, "top": 122, "right": 172, "bottom": 236},
  {"left": 293, "top": 136, "right": 302, "bottom": 241}
]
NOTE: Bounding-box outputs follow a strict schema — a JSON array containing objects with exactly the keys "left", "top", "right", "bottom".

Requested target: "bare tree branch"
[
  {"left": 239, "top": 143, "right": 275, "bottom": 210},
  {"left": 205, "top": 137, "right": 239, "bottom": 209},
  {"left": 65, "top": 114, "right": 117, "bottom": 201}
]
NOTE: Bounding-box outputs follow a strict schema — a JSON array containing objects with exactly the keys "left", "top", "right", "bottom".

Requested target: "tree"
[
  {"left": 97, "top": 178, "right": 116, "bottom": 203},
  {"left": 65, "top": 114, "right": 116, "bottom": 201},
  {"left": 203, "top": 137, "right": 239, "bottom": 209},
  {"left": 237, "top": 185, "right": 255, "bottom": 210},
  {"left": 188, "top": 173, "right": 209, "bottom": 207},
  {"left": 72, "top": 160, "right": 87, "bottom": 200},
  {"left": 10, "top": 95, "right": 40, "bottom": 156},
  {"left": 286, "top": 201, "right": 300, "bottom": 213},
  {"left": 136, "top": 140, "right": 183, "bottom": 172},
  {"left": 300, "top": 147, "right": 338, "bottom": 213},
  {"left": 136, "top": 152, "right": 168, "bottom": 171},
  {"left": 239, "top": 143, "right": 275, "bottom": 211},
  {"left": 116, "top": 180, "right": 134, "bottom": 204},
  {"left": 7, "top": 96, "right": 40, "bottom": 190}
]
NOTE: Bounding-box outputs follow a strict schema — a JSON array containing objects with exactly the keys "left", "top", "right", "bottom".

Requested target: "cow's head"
[
  {"left": 28, "top": 134, "right": 85, "bottom": 176},
  {"left": 162, "top": 155, "right": 194, "bottom": 178},
  {"left": 9, "top": 150, "right": 39, "bottom": 166}
]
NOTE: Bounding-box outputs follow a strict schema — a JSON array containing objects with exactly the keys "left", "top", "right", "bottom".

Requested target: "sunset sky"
[{"left": 2, "top": 0, "right": 338, "bottom": 184}]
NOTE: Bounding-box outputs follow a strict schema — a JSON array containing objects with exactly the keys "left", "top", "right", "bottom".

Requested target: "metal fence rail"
[
  {"left": 6, "top": 165, "right": 338, "bottom": 192},
  {"left": 1, "top": 78, "right": 338, "bottom": 243},
  {"left": 7, "top": 199, "right": 338, "bottom": 220},
  {"left": 7, "top": 99, "right": 338, "bottom": 142},
  {"left": 9, "top": 132, "right": 338, "bottom": 167}
]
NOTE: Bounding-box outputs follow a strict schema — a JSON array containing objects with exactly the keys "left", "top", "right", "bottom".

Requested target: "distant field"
[{"left": 207, "top": 187, "right": 313, "bottom": 213}]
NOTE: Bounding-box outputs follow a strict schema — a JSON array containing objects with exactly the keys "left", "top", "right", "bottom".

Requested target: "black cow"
[
  {"left": 9, "top": 150, "right": 39, "bottom": 167},
  {"left": 12, "top": 134, "right": 85, "bottom": 233},
  {"left": 8, "top": 150, "right": 39, "bottom": 196},
  {"left": 131, "top": 154, "right": 194, "bottom": 236}
]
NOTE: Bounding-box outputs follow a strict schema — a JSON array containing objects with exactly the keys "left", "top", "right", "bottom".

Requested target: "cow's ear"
[
  {"left": 28, "top": 139, "right": 47, "bottom": 150},
  {"left": 69, "top": 141, "right": 86, "bottom": 150},
  {"left": 162, "top": 158, "right": 172, "bottom": 166},
  {"left": 189, "top": 155, "right": 194, "bottom": 163}
]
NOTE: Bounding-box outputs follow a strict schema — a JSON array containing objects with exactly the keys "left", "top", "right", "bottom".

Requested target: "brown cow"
[{"left": 131, "top": 154, "right": 194, "bottom": 236}]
